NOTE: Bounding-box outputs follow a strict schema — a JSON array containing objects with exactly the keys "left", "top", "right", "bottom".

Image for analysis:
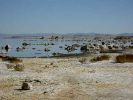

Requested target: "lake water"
[
  {"left": 0, "top": 38, "right": 88, "bottom": 57},
  {"left": 1, "top": 38, "right": 132, "bottom": 57}
]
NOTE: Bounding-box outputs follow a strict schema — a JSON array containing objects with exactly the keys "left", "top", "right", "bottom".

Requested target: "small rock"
[
  {"left": 21, "top": 82, "right": 32, "bottom": 90},
  {"left": 50, "top": 62, "right": 53, "bottom": 65},
  {"left": 53, "top": 65, "right": 58, "bottom": 67},
  {"left": 45, "top": 65, "right": 49, "bottom": 68},
  {"left": 88, "top": 70, "right": 96, "bottom": 73},
  {"left": 33, "top": 79, "right": 41, "bottom": 83},
  {"left": 43, "top": 91, "right": 48, "bottom": 95},
  {"left": 25, "top": 79, "right": 33, "bottom": 82}
]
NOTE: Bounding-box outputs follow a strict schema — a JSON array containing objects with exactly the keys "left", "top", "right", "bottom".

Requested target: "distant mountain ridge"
[
  {"left": 116, "top": 33, "right": 133, "bottom": 36},
  {"left": 0, "top": 33, "right": 133, "bottom": 38}
]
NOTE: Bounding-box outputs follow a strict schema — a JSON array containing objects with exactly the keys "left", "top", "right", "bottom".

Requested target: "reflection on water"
[{"left": 0, "top": 38, "right": 87, "bottom": 57}]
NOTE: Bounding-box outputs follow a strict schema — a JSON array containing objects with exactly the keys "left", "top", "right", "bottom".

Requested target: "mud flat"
[{"left": 0, "top": 54, "right": 133, "bottom": 100}]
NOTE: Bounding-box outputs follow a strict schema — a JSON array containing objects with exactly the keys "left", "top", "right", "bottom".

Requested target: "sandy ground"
[{"left": 0, "top": 54, "right": 133, "bottom": 100}]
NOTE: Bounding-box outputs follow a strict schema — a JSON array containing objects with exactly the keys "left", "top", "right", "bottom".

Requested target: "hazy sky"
[{"left": 0, "top": 0, "right": 133, "bottom": 34}]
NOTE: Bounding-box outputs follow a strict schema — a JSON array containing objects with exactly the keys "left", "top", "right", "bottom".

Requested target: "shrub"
[
  {"left": 6, "top": 63, "right": 16, "bottom": 69},
  {"left": 115, "top": 54, "right": 133, "bottom": 63},
  {"left": 90, "top": 55, "right": 110, "bottom": 62},
  {"left": 2, "top": 57, "right": 22, "bottom": 64},
  {"left": 129, "top": 46, "right": 133, "bottom": 49},
  {"left": 79, "top": 58, "right": 87, "bottom": 64},
  {"left": 9, "top": 58, "right": 22, "bottom": 64},
  {"left": 14, "top": 64, "right": 24, "bottom": 71}
]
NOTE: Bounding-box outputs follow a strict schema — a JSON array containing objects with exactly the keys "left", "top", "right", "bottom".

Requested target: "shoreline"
[{"left": 0, "top": 52, "right": 123, "bottom": 59}]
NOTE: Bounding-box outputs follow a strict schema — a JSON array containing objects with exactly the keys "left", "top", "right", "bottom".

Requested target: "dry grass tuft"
[
  {"left": 14, "top": 64, "right": 24, "bottom": 71},
  {"left": 90, "top": 55, "right": 110, "bottom": 62},
  {"left": 6, "top": 63, "right": 16, "bottom": 69},
  {"left": 2, "top": 56, "right": 22, "bottom": 64},
  {"left": 115, "top": 54, "right": 133, "bottom": 63},
  {"left": 79, "top": 58, "right": 87, "bottom": 64}
]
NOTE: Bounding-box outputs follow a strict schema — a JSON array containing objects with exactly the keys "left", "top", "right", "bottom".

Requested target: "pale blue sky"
[{"left": 0, "top": 0, "right": 133, "bottom": 34}]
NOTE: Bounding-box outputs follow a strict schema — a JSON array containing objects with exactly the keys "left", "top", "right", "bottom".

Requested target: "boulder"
[
  {"left": 5, "top": 45, "right": 12, "bottom": 52},
  {"left": 80, "top": 45, "right": 87, "bottom": 52},
  {"left": 21, "top": 82, "right": 32, "bottom": 90}
]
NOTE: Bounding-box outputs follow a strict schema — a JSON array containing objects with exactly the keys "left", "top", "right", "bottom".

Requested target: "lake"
[
  {"left": 1, "top": 37, "right": 132, "bottom": 57},
  {"left": 0, "top": 38, "right": 88, "bottom": 57}
]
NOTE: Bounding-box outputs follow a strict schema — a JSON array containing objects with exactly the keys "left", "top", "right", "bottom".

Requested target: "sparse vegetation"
[
  {"left": 79, "top": 58, "right": 87, "bottom": 64},
  {"left": 2, "top": 57, "right": 22, "bottom": 64},
  {"left": 14, "top": 64, "right": 24, "bottom": 71},
  {"left": 90, "top": 55, "right": 110, "bottom": 62},
  {"left": 6, "top": 63, "right": 16, "bottom": 69},
  {"left": 115, "top": 54, "right": 133, "bottom": 63},
  {"left": 129, "top": 46, "right": 133, "bottom": 49},
  {"left": 0, "top": 56, "right": 2, "bottom": 61}
]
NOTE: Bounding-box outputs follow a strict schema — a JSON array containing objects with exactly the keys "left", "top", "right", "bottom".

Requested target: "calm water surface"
[{"left": 0, "top": 38, "right": 88, "bottom": 57}]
